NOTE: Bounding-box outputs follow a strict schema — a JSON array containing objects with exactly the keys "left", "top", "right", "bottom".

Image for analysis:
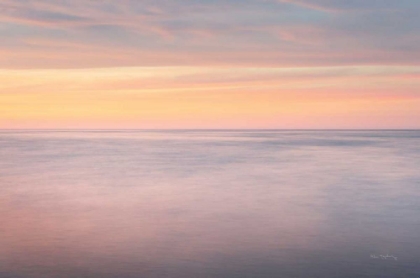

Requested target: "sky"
[{"left": 0, "top": 0, "right": 419, "bottom": 129}]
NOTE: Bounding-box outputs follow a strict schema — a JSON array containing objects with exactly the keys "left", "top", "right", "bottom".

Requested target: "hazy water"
[{"left": 0, "top": 130, "right": 419, "bottom": 278}]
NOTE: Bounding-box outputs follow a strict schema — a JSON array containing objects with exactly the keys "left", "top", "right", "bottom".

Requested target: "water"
[{"left": 0, "top": 130, "right": 419, "bottom": 278}]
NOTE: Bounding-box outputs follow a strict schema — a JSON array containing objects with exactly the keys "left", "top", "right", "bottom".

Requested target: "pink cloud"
[{"left": 0, "top": 0, "right": 419, "bottom": 68}]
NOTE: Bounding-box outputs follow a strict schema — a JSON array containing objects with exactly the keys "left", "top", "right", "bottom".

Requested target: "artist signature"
[{"left": 370, "top": 254, "right": 398, "bottom": 261}]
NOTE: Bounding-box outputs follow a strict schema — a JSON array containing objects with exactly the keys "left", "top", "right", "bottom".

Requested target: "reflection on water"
[{"left": 0, "top": 130, "right": 419, "bottom": 277}]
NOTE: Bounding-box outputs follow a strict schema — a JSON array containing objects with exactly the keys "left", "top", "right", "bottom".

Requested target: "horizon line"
[{"left": 1, "top": 128, "right": 419, "bottom": 132}]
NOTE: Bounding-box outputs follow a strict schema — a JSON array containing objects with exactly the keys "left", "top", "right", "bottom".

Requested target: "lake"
[{"left": 1, "top": 130, "right": 419, "bottom": 277}]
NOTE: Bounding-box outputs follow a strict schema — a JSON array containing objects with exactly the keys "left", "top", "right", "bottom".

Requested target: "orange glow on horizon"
[{"left": 1, "top": 66, "right": 419, "bottom": 129}]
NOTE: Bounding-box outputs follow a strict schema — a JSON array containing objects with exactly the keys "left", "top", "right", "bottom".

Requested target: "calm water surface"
[{"left": 0, "top": 130, "right": 419, "bottom": 277}]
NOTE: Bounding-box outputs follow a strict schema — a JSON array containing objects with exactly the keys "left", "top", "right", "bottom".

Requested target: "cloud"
[
  {"left": 278, "top": 0, "right": 420, "bottom": 12},
  {"left": 0, "top": 0, "right": 419, "bottom": 68},
  {"left": 1, "top": 66, "right": 420, "bottom": 129}
]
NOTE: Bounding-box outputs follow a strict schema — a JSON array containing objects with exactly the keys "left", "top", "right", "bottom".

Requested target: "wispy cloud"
[
  {"left": 1, "top": 66, "right": 419, "bottom": 128},
  {"left": 0, "top": 0, "right": 419, "bottom": 68},
  {"left": 278, "top": 0, "right": 420, "bottom": 12}
]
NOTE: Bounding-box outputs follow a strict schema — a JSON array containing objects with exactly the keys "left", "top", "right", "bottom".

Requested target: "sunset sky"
[{"left": 1, "top": 0, "right": 419, "bottom": 129}]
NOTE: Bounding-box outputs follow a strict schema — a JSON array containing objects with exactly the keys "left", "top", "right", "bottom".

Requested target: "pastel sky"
[{"left": 1, "top": 0, "right": 419, "bottom": 128}]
